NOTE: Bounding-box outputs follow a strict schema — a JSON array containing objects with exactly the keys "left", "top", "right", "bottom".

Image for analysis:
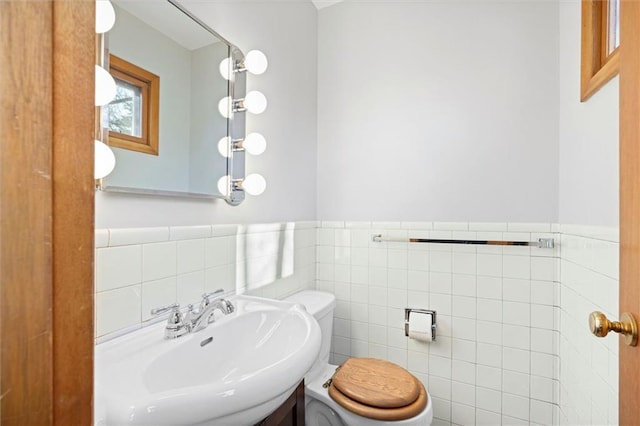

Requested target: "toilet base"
[{"left": 305, "top": 364, "right": 433, "bottom": 426}]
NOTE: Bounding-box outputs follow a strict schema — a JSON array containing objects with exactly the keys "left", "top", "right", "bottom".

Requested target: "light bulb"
[
  {"left": 219, "top": 57, "right": 231, "bottom": 80},
  {"left": 242, "top": 173, "right": 266, "bottom": 196},
  {"left": 95, "top": 65, "right": 116, "bottom": 106},
  {"left": 218, "top": 137, "right": 231, "bottom": 158},
  {"left": 218, "top": 96, "right": 231, "bottom": 118},
  {"left": 243, "top": 91, "right": 267, "bottom": 114},
  {"left": 96, "top": 0, "right": 116, "bottom": 34},
  {"left": 244, "top": 50, "right": 268, "bottom": 75},
  {"left": 217, "top": 175, "right": 229, "bottom": 195},
  {"left": 95, "top": 140, "right": 116, "bottom": 179},
  {"left": 242, "top": 133, "right": 267, "bottom": 155}
]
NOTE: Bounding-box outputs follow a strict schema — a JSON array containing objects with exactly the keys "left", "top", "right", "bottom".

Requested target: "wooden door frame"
[
  {"left": 619, "top": 1, "right": 640, "bottom": 424},
  {"left": 0, "top": 1, "right": 95, "bottom": 424}
]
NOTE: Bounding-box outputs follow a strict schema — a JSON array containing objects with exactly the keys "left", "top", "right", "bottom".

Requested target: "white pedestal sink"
[{"left": 95, "top": 295, "right": 321, "bottom": 425}]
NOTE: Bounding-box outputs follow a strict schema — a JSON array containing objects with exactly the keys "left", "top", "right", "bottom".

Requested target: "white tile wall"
[
  {"left": 93, "top": 221, "right": 619, "bottom": 426},
  {"left": 558, "top": 225, "right": 618, "bottom": 426},
  {"left": 94, "top": 222, "right": 317, "bottom": 341},
  {"left": 317, "top": 222, "right": 562, "bottom": 426}
]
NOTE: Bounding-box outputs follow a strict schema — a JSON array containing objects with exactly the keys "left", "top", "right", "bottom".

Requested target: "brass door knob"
[{"left": 589, "top": 311, "right": 638, "bottom": 347}]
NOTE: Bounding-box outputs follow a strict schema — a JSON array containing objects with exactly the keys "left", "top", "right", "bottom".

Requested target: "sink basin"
[{"left": 94, "top": 295, "right": 321, "bottom": 426}]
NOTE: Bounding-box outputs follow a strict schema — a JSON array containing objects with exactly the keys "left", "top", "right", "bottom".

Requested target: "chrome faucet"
[
  {"left": 151, "top": 289, "right": 234, "bottom": 339},
  {"left": 189, "top": 290, "right": 235, "bottom": 332}
]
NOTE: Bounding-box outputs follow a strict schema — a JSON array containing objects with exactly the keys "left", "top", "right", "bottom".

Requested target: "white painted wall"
[
  {"left": 558, "top": 0, "right": 619, "bottom": 227},
  {"left": 317, "top": 1, "right": 560, "bottom": 223},
  {"left": 96, "top": 1, "right": 318, "bottom": 228}
]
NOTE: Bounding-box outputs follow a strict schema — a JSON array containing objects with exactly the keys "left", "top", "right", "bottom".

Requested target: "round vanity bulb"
[
  {"left": 242, "top": 173, "right": 266, "bottom": 196},
  {"left": 243, "top": 91, "right": 267, "bottom": 114},
  {"left": 219, "top": 57, "right": 232, "bottom": 80},
  {"left": 242, "top": 133, "right": 267, "bottom": 156},
  {"left": 95, "top": 65, "right": 117, "bottom": 106},
  {"left": 244, "top": 50, "right": 268, "bottom": 75},
  {"left": 95, "top": 140, "right": 116, "bottom": 179},
  {"left": 217, "top": 137, "right": 231, "bottom": 158},
  {"left": 96, "top": 0, "right": 116, "bottom": 34},
  {"left": 218, "top": 96, "right": 231, "bottom": 118},
  {"left": 217, "top": 175, "right": 230, "bottom": 195}
]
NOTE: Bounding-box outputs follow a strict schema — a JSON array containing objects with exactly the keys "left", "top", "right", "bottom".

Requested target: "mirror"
[{"left": 98, "top": 0, "right": 244, "bottom": 199}]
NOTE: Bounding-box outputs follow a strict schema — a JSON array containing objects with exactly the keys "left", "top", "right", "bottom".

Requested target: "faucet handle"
[
  {"left": 202, "top": 289, "right": 224, "bottom": 301},
  {"left": 150, "top": 302, "right": 181, "bottom": 316},
  {"left": 150, "top": 303, "right": 190, "bottom": 339},
  {"left": 201, "top": 289, "right": 225, "bottom": 308}
]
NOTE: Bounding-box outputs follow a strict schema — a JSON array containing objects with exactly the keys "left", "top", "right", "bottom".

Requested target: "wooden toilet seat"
[{"left": 327, "top": 358, "right": 428, "bottom": 421}]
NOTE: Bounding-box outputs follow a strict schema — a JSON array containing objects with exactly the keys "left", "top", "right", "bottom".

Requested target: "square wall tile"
[
  {"left": 428, "top": 376, "right": 452, "bottom": 400},
  {"left": 502, "top": 347, "right": 530, "bottom": 374},
  {"left": 453, "top": 296, "right": 476, "bottom": 319},
  {"left": 477, "top": 254, "right": 502, "bottom": 277},
  {"left": 502, "top": 393, "right": 529, "bottom": 421},
  {"left": 476, "top": 343, "right": 501, "bottom": 368},
  {"left": 503, "top": 324, "right": 530, "bottom": 350},
  {"left": 531, "top": 280, "right": 557, "bottom": 306},
  {"left": 503, "top": 278, "right": 531, "bottom": 303},
  {"left": 503, "top": 255, "right": 531, "bottom": 279},
  {"left": 451, "top": 402, "right": 475, "bottom": 425},
  {"left": 476, "top": 365, "right": 501, "bottom": 391},
  {"left": 414, "top": 329, "right": 441, "bottom": 353},
  {"left": 531, "top": 257, "right": 557, "bottom": 282},
  {"left": 530, "top": 375, "right": 557, "bottom": 403},
  {"left": 142, "top": 242, "right": 177, "bottom": 282},
  {"left": 205, "top": 236, "right": 235, "bottom": 268},
  {"left": 408, "top": 351, "right": 429, "bottom": 374},
  {"left": 452, "top": 338, "right": 476, "bottom": 363},
  {"left": 477, "top": 299, "right": 502, "bottom": 323},
  {"left": 452, "top": 360, "right": 476, "bottom": 385},
  {"left": 177, "top": 239, "right": 205, "bottom": 274},
  {"left": 503, "top": 301, "right": 530, "bottom": 327},
  {"left": 205, "top": 264, "right": 235, "bottom": 295},
  {"left": 96, "top": 245, "right": 142, "bottom": 292},
  {"left": 476, "top": 321, "right": 502, "bottom": 346},
  {"left": 477, "top": 276, "right": 502, "bottom": 300},
  {"left": 476, "top": 388, "right": 501, "bottom": 413},
  {"left": 503, "top": 370, "right": 529, "bottom": 397},
  {"left": 177, "top": 271, "right": 205, "bottom": 306},
  {"left": 476, "top": 408, "right": 501, "bottom": 425},
  {"left": 96, "top": 285, "right": 141, "bottom": 336},
  {"left": 141, "top": 277, "right": 177, "bottom": 321}
]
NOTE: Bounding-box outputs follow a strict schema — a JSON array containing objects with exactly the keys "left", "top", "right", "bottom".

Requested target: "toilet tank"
[{"left": 285, "top": 290, "right": 336, "bottom": 369}]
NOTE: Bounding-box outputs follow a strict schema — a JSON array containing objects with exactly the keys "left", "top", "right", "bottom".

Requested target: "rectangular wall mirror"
[{"left": 98, "top": 0, "right": 244, "bottom": 199}]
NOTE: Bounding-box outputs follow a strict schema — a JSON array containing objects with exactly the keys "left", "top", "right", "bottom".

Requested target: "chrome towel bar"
[{"left": 372, "top": 234, "right": 555, "bottom": 249}]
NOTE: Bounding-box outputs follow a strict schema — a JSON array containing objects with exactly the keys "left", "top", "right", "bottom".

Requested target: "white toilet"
[{"left": 285, "top": 290, "right": 433, "bottom": 426}]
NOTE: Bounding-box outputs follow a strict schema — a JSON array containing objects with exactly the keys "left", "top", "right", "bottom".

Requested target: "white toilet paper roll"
[{"left": 408, "top": 312, "right": 433, "bottom": 342}]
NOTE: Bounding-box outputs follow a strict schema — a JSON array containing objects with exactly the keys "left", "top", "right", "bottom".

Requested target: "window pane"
[
  {"left": 108, "top": 78, "right": 142, "bottom": 137},
  {"left": 608, "top": 0, "right": 620, "bottom": 54}
]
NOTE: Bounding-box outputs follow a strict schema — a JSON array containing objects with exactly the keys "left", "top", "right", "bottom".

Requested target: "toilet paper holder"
[{"left": 404, "top": 308, "right": 437, "bottom": 341}]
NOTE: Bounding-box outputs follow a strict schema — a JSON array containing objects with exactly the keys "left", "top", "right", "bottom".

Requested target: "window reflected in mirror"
[
  {"left": 606, "top": 0, "right": 620, "bottom": 55},
  {"left": 108, "top": 54, "right": 160, "bottom": 155},
  {"left": 110, "top": 79, "right": 142, "bottom": 137}
]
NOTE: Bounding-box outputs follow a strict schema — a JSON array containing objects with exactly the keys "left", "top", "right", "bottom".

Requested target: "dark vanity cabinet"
[{"left": 254, "top": 381, "right": 305, "bottom": 426}]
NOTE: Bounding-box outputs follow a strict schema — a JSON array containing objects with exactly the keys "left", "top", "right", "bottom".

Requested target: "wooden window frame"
[
  {"left": 581, "top": 0, "right": 620, "bottom": 101},
  {"left": 108, "top": 54, "right": 160, "bottom": 155}
]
